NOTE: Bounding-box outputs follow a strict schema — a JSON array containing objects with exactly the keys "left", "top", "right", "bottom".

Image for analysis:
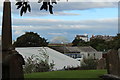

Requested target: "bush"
[
  {"left": 23, "top": 55, "right": 55, "bottom": 73},
  {"left": 80, "top": 58, "right": 97, "bottom": 70},
  {"left": 23, "top": 48, "right": 55, "bottom": 74}
]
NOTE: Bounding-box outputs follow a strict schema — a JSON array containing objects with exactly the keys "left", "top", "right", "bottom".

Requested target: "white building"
[
  {"left": 50, "top": 46, "right": 103, "bottom": 61},
  {"left": 78, "top": 46, "right": 102, "bottom": 60},
  {"left": 75, "top": 35, "right": 88, "bottom": 42},
  {"left": 16, "top": 47, "right": 80, "bottom": 70}
]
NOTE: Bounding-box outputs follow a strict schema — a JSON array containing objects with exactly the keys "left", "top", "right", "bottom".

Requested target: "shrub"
[
  {"left": 23, "top": 48, "right": 55, "bottom": 74},
  {"left": 80, "top": 58, "right": 97, "bottom": 70}
]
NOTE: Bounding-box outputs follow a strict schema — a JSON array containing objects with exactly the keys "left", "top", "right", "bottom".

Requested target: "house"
[
  {"left": 48, "top": 43, "right": 73, "bottom": 47},
  {"left": 15, "top": 47, "right": 80, "bottom": 70},
  {"left": 50, "top": 46, "right": 102, "bottom": 61},
  {"left": 62, "top": 47, "right": 83, "bottom": 61},
  {"left": 75, "top": 35, "right": 88, "bottom": 42},
  {"left": 90, "top": 35, "right": 114, "bottom": 41},
  {"left": 78, "top": 46, "right": 102, "bottom": 60}
]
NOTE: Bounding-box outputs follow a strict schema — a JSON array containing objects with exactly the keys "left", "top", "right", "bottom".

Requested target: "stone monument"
[
  {"left": 2, "top": 0, "right": 25, "bottom": 79},
  {"left": 101, "top": 49, "right": 120, "bottom": 80}
]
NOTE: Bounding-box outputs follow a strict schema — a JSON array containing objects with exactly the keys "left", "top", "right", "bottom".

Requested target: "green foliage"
[
  {"left": 111, "top": 34, "right": 120, "bottom": 50},
  {"left": 72, "top": 34, "right": 120, "bottom": 51},
  {"left": 89, "top": 34, "right": 120, "bottom": 51},
  {"left": 89, "top": 38, "right": 107, "bottom": 51},
  {"left": 78, "top": 42, "right": 89, "bottom": 46},
  {"left": 23, "top": 48, "right": 55, "bottom": 73},
  {"left": 72, "top": 38, "right": 85, "bottom": 46},
  {"left": 14, "top": 32, "right": 49, "bottom": 47},
  {"left": 81, "top": 58, "right": 97, "bottom": 70},
  {"left": 23, "top": 55, "right": 54, "bottom": 73}
]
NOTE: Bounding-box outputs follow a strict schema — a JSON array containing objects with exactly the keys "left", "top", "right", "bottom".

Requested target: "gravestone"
[
  {"left": 118, "top": 49, "right": 120, "bottom": 61},
  {"left": 0, "top": 46, "right": 2, "bottom": 80},
  {"left": 118, "top": 49, "right": 120, "bottom": 77},
  {"left": 2, "top": 0, "right": 25, "bottom": 79},
  {"left": 106, "top": 50, "right": 119, "bottom": 76}
]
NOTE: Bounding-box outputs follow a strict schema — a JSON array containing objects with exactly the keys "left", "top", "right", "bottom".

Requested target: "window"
[
  {"left": 88, "top": 53, "right": 90, "bottom": 57},
  {"left": 94, "top": 53, "right": 95, "bottom": 59},
  {"left": 94, "top": 53, "right": 95, "bottom": 56}
]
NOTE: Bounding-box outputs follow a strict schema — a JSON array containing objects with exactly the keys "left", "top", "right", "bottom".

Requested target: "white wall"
[
  {"left": 80, "top": 37, "right": 88, "bottom": 42},
  {"left": 80, "top": 52, "right": 102, "bottom": 60}
]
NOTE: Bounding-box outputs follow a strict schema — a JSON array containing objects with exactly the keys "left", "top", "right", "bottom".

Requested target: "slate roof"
[
  {"left": 66, "top": 47, "right": 80, "bottom": 53},
  {"left": 50, "top": 46, "right": 97, "bottom": 54},
  {"left": 78, "top": 46, "right": 97, "bottom": 52}
]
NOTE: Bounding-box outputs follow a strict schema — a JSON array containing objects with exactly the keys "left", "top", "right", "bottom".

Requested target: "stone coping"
[{"left": 100, "top": 74, "right": 120, "bottom": 80}]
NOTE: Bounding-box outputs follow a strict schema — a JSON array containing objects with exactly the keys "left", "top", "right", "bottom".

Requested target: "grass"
[{"left": 24, "top": 69, "right": 107, "bottom": 79}]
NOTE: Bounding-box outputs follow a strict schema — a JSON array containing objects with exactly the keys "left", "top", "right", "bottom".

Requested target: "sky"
[{"left": 0, "top": 0, "right": 119, "bottom": 43}]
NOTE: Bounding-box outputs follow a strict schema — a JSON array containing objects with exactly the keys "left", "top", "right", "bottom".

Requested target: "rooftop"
[{"left": 50, "top": 46, "right": 97, "bottom": 54}]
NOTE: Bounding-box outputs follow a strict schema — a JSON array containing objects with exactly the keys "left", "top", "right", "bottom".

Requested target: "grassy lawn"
[{"left": 24, "top": 69, "right": 107, "bottom": 79}]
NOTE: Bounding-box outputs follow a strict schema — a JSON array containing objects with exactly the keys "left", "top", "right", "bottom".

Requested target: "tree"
[
  {"left": 72, "top": 38, "right": 85, "bottom": 46},
  {"left": 14, "top": 32, "right": 49, "bottom": 47},
  {"left": 89, "top": 38, "right": 106, "bottom": 51},
  {"left": 110, "top": 34, "right": 120, "bottom": 50}
]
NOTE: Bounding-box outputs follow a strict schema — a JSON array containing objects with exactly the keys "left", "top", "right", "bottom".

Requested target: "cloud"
[
  {"left": 60, "top": 0, "right": 119, "bottom": 2},
  {"left": 14, "top": 30, "right": 24, "bottom": 36},
  {"left": 0, "top": 1, "right": 118, "bottom": 41},
  {"left": 50, "top": 36, "right": 70, "bottom": 43},
  {"left": 11, "top": 17, "right": 118, "bottom": 41},
  {"left": 10, "top": 2, "right": 81, "bottom": 17},
  {"left": 53, "top": 2, "right": 117, "bottom": 12},
  {"left": 0, "top": 0, "right": 119, "bottom": 2},
  {"left": 12, "top": 18, "right": 117, "bottom": 30},
  {"left": 0, "top": 2, "right": 116, "bottom": 17},
  {"left": 48, "top": 32, "right": 68, "bottom": 35}
]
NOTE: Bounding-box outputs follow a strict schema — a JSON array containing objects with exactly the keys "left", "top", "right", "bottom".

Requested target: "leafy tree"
[
  {"left": 110, "top": 34, "right": 120, "bottom": 50},
  {"left": 72, "top": 35, "right": 120, "bottom": 51},
  {"left": 89, "top": 38, "right": 106, "bottom": 51},
  {"left": 78, "top": 41, "right": 89, "bottom": 46},
  {"left": 72, "top": 38, "right": 85, "bottom": 46},
  {"left": 14, "top": 32, "right": 49, "bottom": 47}
]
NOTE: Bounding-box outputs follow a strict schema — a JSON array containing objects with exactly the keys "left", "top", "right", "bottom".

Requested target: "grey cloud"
[
  {"left": 53, "top": 2, "right": 117, "bottom": 11},
  {"left": 7, "top": 2, "right": 118, "bottom": 17},
  {"left": 48, "top": 32, "right": 68, "bottom": 35},
  {"left": 12, "top": 18, "right": 117, "bottom": 31},
  {"left": 12, "top": 18, "right": 117, "bottom": 41}
]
